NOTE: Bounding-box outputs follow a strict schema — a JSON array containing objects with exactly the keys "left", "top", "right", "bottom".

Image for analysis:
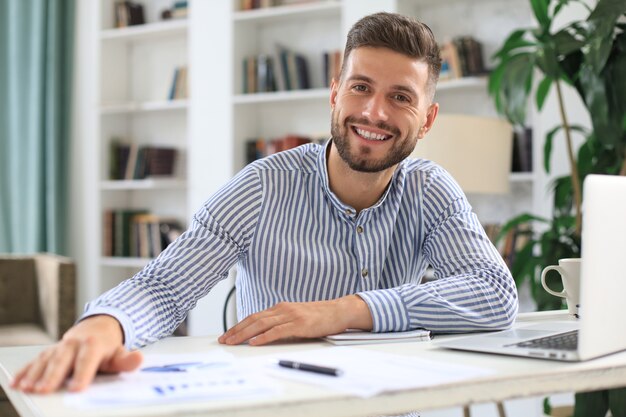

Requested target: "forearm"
[
  {"left": 86, "top": 219, "right": 241, "bottom": 348},
  {"left": 358, "top": 261, "right": 518, "bottom": 333}
]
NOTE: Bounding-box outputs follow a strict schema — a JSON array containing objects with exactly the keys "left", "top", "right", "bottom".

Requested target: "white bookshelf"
[{"left": 83, "top": 0, "right": 539, "bottom": 339}]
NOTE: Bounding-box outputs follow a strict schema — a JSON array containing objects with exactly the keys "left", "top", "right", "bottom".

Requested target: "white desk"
[{"left": 1, "top": 311, "right": 626, "bottom": 417}]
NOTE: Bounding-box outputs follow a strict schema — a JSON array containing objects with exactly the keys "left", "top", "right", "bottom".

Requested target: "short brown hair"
[{"left": 341, "top": 12, "right": 441, "bottom": 96}]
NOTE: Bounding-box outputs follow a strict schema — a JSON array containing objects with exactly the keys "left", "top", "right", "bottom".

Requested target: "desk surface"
[{"left": 2, "top": 311, "right": 626, "bottom": 417}]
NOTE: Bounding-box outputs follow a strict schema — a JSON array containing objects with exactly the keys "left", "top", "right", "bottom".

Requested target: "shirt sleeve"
[
  {"left": 83, "top": 165, "right": 264, "bottom": 349},
  {"left": 357, "top": 165, "right": 518, "bottom": 334}
]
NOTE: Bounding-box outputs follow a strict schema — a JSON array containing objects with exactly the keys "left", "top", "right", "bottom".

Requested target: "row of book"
[
  {"left": 440, "top": 36, "right": 486, "bottom": 80},
  {"left": 109, "top": 141, "right": 178, "bottom": 181},
  {"left": 242, "top": 48, "right": 341, "bottom": 94},
  {"left": 162, "top": 1, "right": 188, "bottom": 20},
  {"left": 168, "top": 66, "right": 188, "bottom": 100},
  {"left": 246, "top": 134, "right": 324, "bottom": 164},
  {"left": 323, "top": 50, "right": 342, "bottom": 88},
  {"left": 114, "top": 1, "right": 145, "bottom": 28},
  {"left": 103, "top": 210, "right": 184, "bottom": 258},
  {"left": 240, "top": 0, "right": 311, "bottom": 10}
]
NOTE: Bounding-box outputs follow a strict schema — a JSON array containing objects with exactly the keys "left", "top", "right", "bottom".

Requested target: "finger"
[
  {"left": 66, "top": 337, "right": 103, "bottom": 392},
  {"left": 219, "top": 309, "right": 277, "bottom": 343},
  {"left": 104, "top": 348, "right": 143, "bottom": 373},
  {"left": 11, "top": 361, "right": 34, "bottom": 389},
  {"left": 248, "top": 323, "right": 294, "bottom": 346},
  {"left": 18, "top": 348, "right": 58, "bottom": 392},
  {"left": 34, "top": 342, "right": 80, "bottom": 393},
  {"left": 222, "top": 314, "right": 286, "bottom": 345}
]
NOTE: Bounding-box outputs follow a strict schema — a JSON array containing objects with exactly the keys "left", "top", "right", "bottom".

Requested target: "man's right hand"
[{"left": 10, "top": 315, "right": 143, "bottom": 394}]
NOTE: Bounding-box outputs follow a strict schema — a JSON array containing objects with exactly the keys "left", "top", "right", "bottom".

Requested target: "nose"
[{"left": 362, "top": 93, "right": 389, "bottom": 122}]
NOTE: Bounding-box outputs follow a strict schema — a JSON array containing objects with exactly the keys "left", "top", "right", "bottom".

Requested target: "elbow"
[{"left": 492, "top": 280, "right": 519, "bottom": 330}]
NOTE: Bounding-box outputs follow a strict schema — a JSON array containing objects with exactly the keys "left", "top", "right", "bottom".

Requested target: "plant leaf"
[
  {"left": 574, "top": 391, "right": 609, "bottom": 417},
  {"left": 530, "top": 0, "right": 551, "bottom": 30},
  {"left": 492, "top": 29, "right": 535, "bottom": 60},
  {"left": 553, "top": 27, "right": 586, "bottom": 56},
  {"left": 499, "top": 53, "right": 535, "bottom": 125},
  {"left": 580, "top": 65, "right": 616, "bottom": 146},
  {"left": 544, "top": 125, "right": 561, "bottom": 173},
  {"left": 536, "top": 76, "right": 552, "bottom": 110}
]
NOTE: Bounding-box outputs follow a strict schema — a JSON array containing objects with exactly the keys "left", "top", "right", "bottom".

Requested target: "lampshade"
[{"left": 411, "top": 114, "right": 513, "bottom": 194}]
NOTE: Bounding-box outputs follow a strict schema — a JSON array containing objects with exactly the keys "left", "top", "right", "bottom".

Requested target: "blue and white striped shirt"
[{"left": 85, "top": 141, "right": 518, "bottom": 349}]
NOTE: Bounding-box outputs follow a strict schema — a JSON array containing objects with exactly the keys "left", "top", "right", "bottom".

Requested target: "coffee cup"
[{"left": 541, "top": 258, "right": 581, "bottom": 317}]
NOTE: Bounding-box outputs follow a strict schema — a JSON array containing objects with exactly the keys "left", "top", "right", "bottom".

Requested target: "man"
[{"left": 13, "top": 12, "right": 517, "bottom": 394}]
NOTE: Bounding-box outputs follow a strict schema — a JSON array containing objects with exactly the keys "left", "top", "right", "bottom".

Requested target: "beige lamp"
[{"left": 411, "top": 114, "right": 513, "bottom": 194}]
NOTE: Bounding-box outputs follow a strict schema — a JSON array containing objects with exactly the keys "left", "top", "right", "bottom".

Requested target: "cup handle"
[{"left": 541, "top": 266, "right": 567, "bottom": 298}]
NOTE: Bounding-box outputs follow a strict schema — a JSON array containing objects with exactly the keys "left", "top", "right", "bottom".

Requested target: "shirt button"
[
  {"left": 356, "top": 225, "right": 364, "bottom": 234},
  {"left": 361, "top": 268, "right": 368, "bottom": 278},
  {"left": 345, "top": 209, "right": 353, "bottom": 216}
]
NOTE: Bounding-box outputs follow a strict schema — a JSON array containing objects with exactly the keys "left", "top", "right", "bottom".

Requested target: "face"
[{"left": 330, "top": 46, "right": 438, "bottom": 173}]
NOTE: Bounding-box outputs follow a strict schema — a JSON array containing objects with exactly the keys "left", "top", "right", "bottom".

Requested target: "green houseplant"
[
  {"left": 488, "top": 0, "right": 626, "bottom": 414},
  {"left": 489, "top": 0, "right": 626, "bottom": 307}
]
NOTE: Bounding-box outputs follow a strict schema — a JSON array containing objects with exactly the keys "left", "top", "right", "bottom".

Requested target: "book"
[
  {"left": 114, "top": 1, "right": 145, "bottom": 28},
  {"left": 324, "top": 328, "right": 432, "bottom": 345}
]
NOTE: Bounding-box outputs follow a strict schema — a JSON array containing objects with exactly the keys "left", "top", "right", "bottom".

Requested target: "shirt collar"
[{"left": 316, "top": 138, "right": 407, "bottom": 218}]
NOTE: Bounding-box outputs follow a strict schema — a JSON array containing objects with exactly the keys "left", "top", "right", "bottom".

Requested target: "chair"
[{"left": 0, "top": 253, "right": 76, "bottom": 416}]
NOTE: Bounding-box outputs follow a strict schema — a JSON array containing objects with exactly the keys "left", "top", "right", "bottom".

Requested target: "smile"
[{"left": 353, "top": 126, "right": 391, "bottom": 141}]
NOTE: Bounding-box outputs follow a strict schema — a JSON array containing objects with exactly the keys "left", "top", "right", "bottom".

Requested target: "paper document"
[
  {"left": 264, "top": 346, "right": 495, "bottom": 398},
  {"left": 324, "top": 328, "right": 431, "bottom": 345},
  {"left": 65, "top": 349, "right": 281, "bottom": 409}
]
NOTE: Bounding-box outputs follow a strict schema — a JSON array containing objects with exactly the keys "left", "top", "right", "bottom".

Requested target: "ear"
[
  {"left": 330, "top": 78, "right": 339, "bottom": 110},
  {"left": 417, "top": 102, "right": 439, "bottom": 139}
]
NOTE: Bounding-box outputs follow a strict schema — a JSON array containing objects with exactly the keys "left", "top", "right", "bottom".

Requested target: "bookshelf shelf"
[
  {"left": 234, "top": 88, "right": 330, "bottom": 105},
  {"left": 232, "top": 78, "right": 487, "bottom": 106},
  {"left": 100, "top": 179, "right": 187, "bottom": 191},
  {"left": 233, "top": 1, "right": 340, "bottom": 24},
  {"left": 101, "top": 257, "right": 152, "bottom": 268},
  {"left": 100, "top": 99, "right": 188, "bottom": 114},
  {"left": 509, "top": 172, "right": 535, "bottom": 183},
  {"left": 100, "top": 19, "right": 188, "bottom": 42},
  {"left": 436, "top": 76, "right": 488, "bottom": 92}
]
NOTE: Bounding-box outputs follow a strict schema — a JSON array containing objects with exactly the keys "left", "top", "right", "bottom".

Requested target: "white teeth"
[{"left": 355, "top": 127, "right": 388, "bottom": 141}]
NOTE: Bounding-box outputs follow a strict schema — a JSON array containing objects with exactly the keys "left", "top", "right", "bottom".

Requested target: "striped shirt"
[{"left": 85, "top": 141, "right": 518, "bottom": 349}]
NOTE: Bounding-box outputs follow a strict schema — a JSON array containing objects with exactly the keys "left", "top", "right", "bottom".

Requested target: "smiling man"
[{"left": 13, "top": 12, "right": 518, "bottom": 397}]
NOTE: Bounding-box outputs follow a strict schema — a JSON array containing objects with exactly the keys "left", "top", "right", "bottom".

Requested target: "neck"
[{"left": 327, "top": 142, "right": 397, "bottom": 213}]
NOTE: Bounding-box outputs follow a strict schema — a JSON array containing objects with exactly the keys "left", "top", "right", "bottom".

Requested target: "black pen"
[{"left": 278, "top": 360, "right": 343, "bottom": 377}]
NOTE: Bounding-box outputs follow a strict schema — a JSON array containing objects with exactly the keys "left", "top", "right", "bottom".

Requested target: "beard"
[{"left": 331, "top": 111, "right": 418, "bottom": 173}]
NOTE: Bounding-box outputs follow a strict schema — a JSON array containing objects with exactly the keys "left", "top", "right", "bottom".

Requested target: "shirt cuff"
[
  {"left": 356, "top": 288, "right": 410, "bottom": 332},
  {"left": 80, "top": 307, "right": 136, "bottom": 350}
]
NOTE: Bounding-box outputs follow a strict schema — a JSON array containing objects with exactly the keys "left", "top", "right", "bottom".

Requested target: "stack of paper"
[{"left": 266, "top": 346, "right": 494, "bottom": 398}]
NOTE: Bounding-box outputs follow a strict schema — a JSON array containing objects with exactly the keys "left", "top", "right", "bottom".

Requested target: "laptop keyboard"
[{"left": 508, "top": 330, "right": 579, "bottom": 351}]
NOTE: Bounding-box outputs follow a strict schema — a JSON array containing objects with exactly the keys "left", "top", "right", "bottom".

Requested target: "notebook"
[
  {"left": 324, "top": 328, "right": 432, "bottom": 345},
  {"left": 436, "top": 174, "right": 626, "bottom": 361}
]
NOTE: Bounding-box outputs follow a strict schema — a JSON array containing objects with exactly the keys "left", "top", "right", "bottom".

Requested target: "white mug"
[{"left": 541, "top": 258, "right": 581, "bottom": 317}]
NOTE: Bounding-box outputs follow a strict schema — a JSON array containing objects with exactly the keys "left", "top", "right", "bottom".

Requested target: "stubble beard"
[{"left": 331, "top": 111, "right": 418, "bottom": 173}]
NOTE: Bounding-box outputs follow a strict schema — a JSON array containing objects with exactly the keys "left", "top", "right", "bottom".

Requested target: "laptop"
[{"left": 436, "top": 174, "right": 626, "bottom": 361}]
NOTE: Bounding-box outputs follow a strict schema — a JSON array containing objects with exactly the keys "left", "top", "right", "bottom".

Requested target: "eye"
[
  {"left": 351, "top": 84, "right": 368, "bottom": 92},
  {"left": 392, "top": 93, "right": 410, "bottom": 103}
]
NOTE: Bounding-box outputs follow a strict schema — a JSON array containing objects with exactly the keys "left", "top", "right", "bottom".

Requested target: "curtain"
[{"left": 0, "top": 0, "right": 75, "bottom": 253}]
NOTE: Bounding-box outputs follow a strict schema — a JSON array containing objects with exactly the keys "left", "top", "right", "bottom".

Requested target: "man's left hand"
[{"left": 218, "top": 295, "right": 372, "bottom": 346}]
